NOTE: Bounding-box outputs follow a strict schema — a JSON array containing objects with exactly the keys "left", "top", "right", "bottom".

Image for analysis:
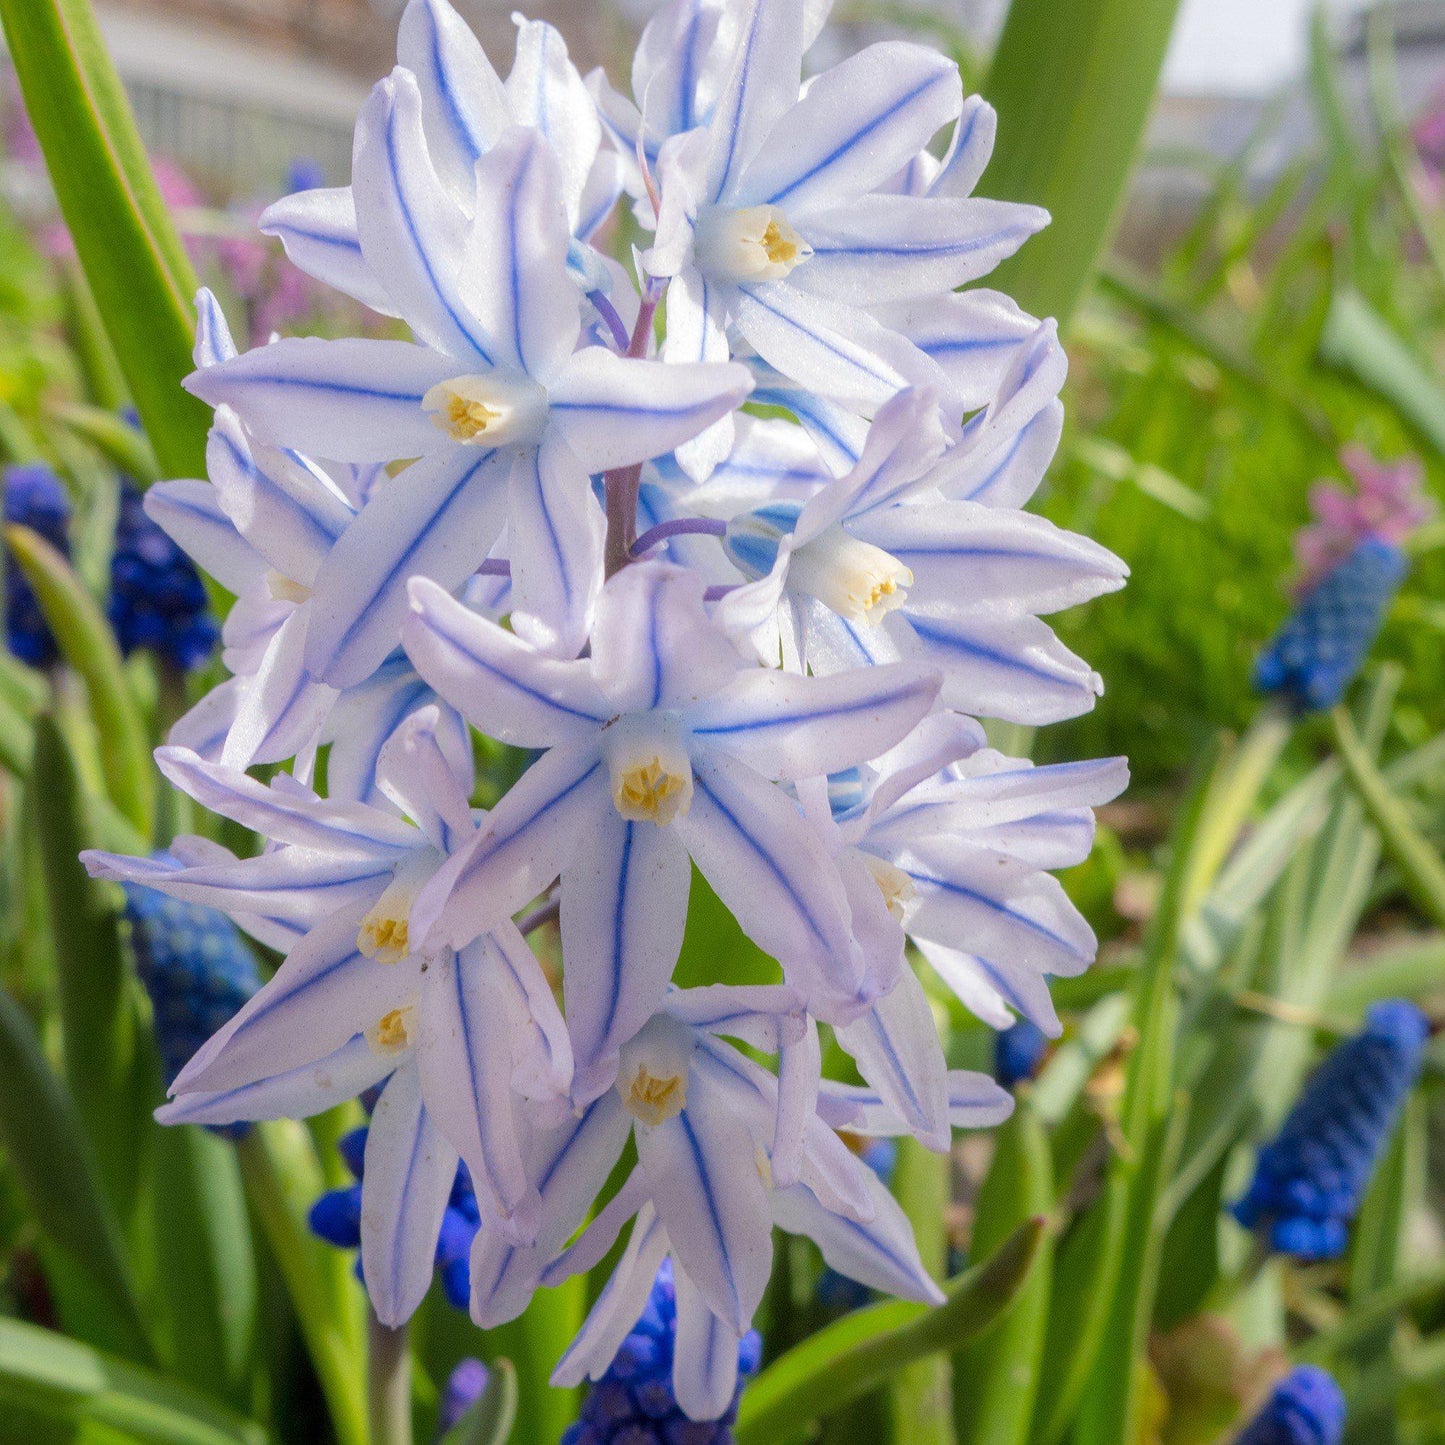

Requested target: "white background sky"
[{"left": 1164, "top": 0, "right": 1372, "bottom": 93}]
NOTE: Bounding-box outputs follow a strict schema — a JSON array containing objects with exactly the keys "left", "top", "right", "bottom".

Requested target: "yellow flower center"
[
  {"left": 420, "top": 374, "right": 548, "bottom": 448},
  {"left": 624, "top": 1064, "right": 687, "bottom": 1126},
  {"left": 788, "top": 527, "right": 913, "bottom": 626},
  {"left": 613, "top": 757, "right": 691, "bottom": 825},
  {"left": 696, "top": 205, "right": 813, "bottom": 282},
  {"left": 437, "top": 394, "right": 502, "bottom": 441},
  {"left": 359, "top": 914, "right": 410, "bottom": 964},
  {"left": 864, "top": 854, "right": 917, "bottom": 924},
  {"left": 366, "top": 1004, "right": 417, "bottom": 1056},
  {"left": 761, "top": 218, "right": 801, "bottom": 267}
]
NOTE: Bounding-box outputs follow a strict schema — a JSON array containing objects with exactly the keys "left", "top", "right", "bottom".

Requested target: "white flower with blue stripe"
[
  {"left": 84, "top": 708, "right": 571, "bottom": 1257},
  {"left": 402, "top": 559, "right": 941, "bottom": 1103},
  {"left": 188, "top": 107, "right": 751, "bottom": 683}
]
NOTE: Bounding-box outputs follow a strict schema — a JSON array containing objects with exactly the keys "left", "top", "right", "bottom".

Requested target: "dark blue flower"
[
  {"left": 307, "top": 1123, "right": 479, "bottom": 1311},
  {"left": 562, "top": 1260, "right": 761, "bottom": 1444},
  {"left": 1232, "top": 1001, "right": 1429, "bottom": 1260},
  {"left": 1253, "top": 538, "right": 1407, "bottom": 713},
  {"left": 108, "top": 478, "right": 217, "bottom": 671},
  {"left": 995, "top": 1018, "right": 1048, "bottom": 1089},
  {"left": 1234, "top": 1365, "right": 1345, "bottom": 1445},
  {"left": 4, "top": 464, "right": 71, "bottom": 666},
  {"left": 121, "top": 880, "right": 261, "bottom": 1138}
]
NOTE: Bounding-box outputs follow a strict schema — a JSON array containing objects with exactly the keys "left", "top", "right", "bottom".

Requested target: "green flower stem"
[
  {"left": 237, "top": 1125, "right": 367, "bottom": 1445},
  {"left": 368, "top": 1313, "right": 413, "bottom": 1445},
  {"left": 735, "top": 1218, "right": 1046, "bottom": 1445},
  {"left": 1330, "top": 706, "right": 1445, "bottom": 928},
  {"left": 889, "top": 1138, "right": 955, "bottom": 1445}
]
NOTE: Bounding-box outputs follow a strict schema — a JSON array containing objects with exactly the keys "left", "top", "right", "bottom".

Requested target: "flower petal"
[
  {"left": 772, "top": 1174, "right": 943, "bottom": 1303},
  {"left": 548, "top": 348, "right": 754, "bottom": 472},
  {"left": 375, "top": 704, "right": 476, "bottom": 853},
  {"left": 304, "top": 446, "right": 511, "bottom": 688},
  {"left": 206, "top": 409, "right": 352, "bottom": 588},
  {"left": 550, "top": 1204, "right": 670, "bottom": 1386},
  {"left": 903, "top": 838, "right": 1097, "bottom": 985},
  {"left": 171, "top": 902, "right": 416, "bottom": 1095},
  {"left": 794, "top": 194, "right": 1046, "bottom": 302},
  {"left": 506, "top": 19, "right": 602, "bottom": 230},
  {"left": 457, "top": 126, "right": 582, "bottom": 382},
  {"left": 900, "top": 610, "right": 1102, "bottom": 724},
  {"left": 470, "top": 1093, "right": 630, "bottom": 1327},
  {"left": 689, "top": 663, "right": 940, "bottom": 782},
  {"left": 835, "top": 969, "right": 949, "bottom": 1151},
  {"left": 354, "top": 69, "right": 495, "bottom": 364},
  {"left": 259, "top": 186, "right": 400, "bottom": 316},
  {"left": 156, "top": 1034, "right": 393, "bottom": 1126},
  {"left": 740, "top": 43, "right": 961, "bottom": 212},
  {"left": 153, "top": 746, "right": 417, "bottom": 856},
  {"left": 221, "top": 608, "right": 338, "bottom": 770},
  {"left": 417, "top": 944, "right": 539, "bottom": 1240},
  {"left": 403, "top": 576, "right": 606, "bottom": 744},
  {"left": 590, "top": 561, "right": 742, "bottom": 714},
  {"left": 397, "top": 0, "right": 511, "bottom": 196},
  {"left": 143, "top": 479, "right": 267, "bottom": 597},
  {"left": 672, "top": 1265, "right": 743, "bottom": 1421},
  {"left": 860, "top": 502, "right": 1127, "bottom": 616},
  {"left": 637, "top": 1087, "right": 773, "bottom": 1332},
  {"left": 506, "top": 438, "right": 605, "bottom": 659},
  {"left": 562, "top": 811, "right": 691, "bottom": 1106},
  {"left": 675, "top": 749, "right": 865, "bottom": 1015},
  {"left": 929, "top": 94, "right": 997, "bottom": 200},
  {"left": 731, "top": 279, "right": 944, "bottom": 413},
  {"left": 414, "top": 741, "right": 608, "bottom": 950},
  {"left": 185, "top": 337, "right": 456, "bottom": 464},
  {"left": 872, "top": 290, "right": 1036, "bottom": 413},
  {"left": 362, "top": 1065, "right": 460, "bottom": 1327},
  {"left": 704, "top": 0, "right": 806, "bottom": 203}
]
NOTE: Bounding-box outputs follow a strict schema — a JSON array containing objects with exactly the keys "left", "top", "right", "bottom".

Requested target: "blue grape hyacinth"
[
  {"left": 1253, "top": 537, "right": 1407, "bottom": 713},
  {"left": 995, "top": 1018, "right": 1049, "bottom": 1089},
  {"left": 1234, "top": 1365, "right": 1345, "bottom": 1445},
  {"left": 309, "top": 1124, "right": 479, "bottom": 1311},
  {"left": 109, "top": 478, "right": 218, "bottom": 671},
  {"left": 122, "top": 881, "right": 261, "bottom": 1136},
  {"left": 3, "top": 464, "right": 71, "bottom": 666},
  {"left": 1232, "top": 1000, "right": 1429, "bottom": 1260},
  {"left": 563, "top": 1259, "right": 762, "bottom": 1445}
]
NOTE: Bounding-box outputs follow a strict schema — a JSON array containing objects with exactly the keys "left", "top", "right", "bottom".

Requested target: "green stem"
[
  {"left": 237, "top": 1126, "right": 367, "bottom": 1445},
  {"left": 368, "top": 1312, "right": 413, "bottom": 1445},
  {"left": 890, "top": 1138, "right": 955, "bottom": 1445},
  {"left": 1330, "top": 706, "right": 1445, "bottom": 928}
]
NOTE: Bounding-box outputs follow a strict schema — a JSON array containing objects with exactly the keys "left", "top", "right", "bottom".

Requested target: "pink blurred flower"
[{"left": 1294, "top": 446, "right": 1436, "bottom": 593}]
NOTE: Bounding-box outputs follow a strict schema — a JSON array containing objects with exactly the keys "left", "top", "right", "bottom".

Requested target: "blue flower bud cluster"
[
  {"left": 1232, "top": 1000, "right": 1429, "bottom": 1259},
  {"left": 1254, "top": 538, "right": 1407, "bottom": 713},
  {"left": 563, "top": 1260, "right": 762, "bottom": 1445},
  {"left": 109, "top": 480, "right": 218, "bottom": 671},
  {"left": 309, "top": 1124, "right": 479, "bottom": 1310},
  {"left": 3, "top": 464, "right": 71, "bottom": 666},
  {"left": 121, "top": 881, "right": 261, "bottom": 1137},
  {"left": 1233, "top": 1365, "right": 1345, "bottom": 1445}
]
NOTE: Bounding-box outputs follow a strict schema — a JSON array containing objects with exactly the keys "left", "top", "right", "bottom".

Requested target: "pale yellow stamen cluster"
[
  {"left": 266, "top": 571, "right": 312, "bottom": 605},
  {"left": 865, "top": 855, "right": 917, "bottom": 923},
  {"left": 359, "top": 914, "right": 410, "bottom": 964},
  {"left": 789, "top": 529, "right": 913, "bottom": 627},
  {"left": 366, "top": 1004, "right": 417, "bottom": 1057},
  {"left": 435, "top": 393, "right": 503, "bottom": 442},
  {"left": 613, "top": 758, "right": 691, "bottom": 825},
  {"left": 624, "top": 1064, "right": 687, "bottom": 1126},
  {"left": 760, "top": 218, "right": 802, "bottom": 268}
]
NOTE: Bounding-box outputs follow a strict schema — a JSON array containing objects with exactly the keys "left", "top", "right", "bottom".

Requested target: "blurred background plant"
[{"left": 0, "top": 1, "right": 1441, "bottom": 1443}]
